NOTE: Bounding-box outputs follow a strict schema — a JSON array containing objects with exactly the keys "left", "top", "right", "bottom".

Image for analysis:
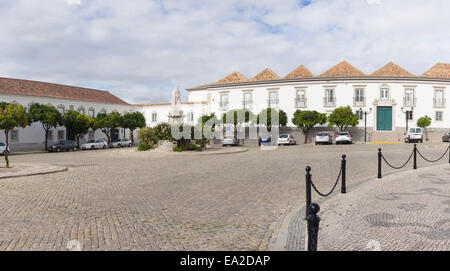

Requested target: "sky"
[{"left": 0, "top": 0, "right": 449, "bottom": 104}]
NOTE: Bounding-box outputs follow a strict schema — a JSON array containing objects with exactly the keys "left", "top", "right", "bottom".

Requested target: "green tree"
[
  {"left": 292, "top": 110, "right": 327, "bottom": 144},
  {"left": 417, "top": 115, "right": 432, "bottom": 141},
  {"left": 196, "top": 113, "right": 219, "bottom": 148},
  {"left": 137, "top": 127, "right": 156, "bottom": 151},
  {"left": 63, "top": 110, "right": 92, "bottom": 148},
  {"left": 93, "top": 112, "right": 122, "bottom": 144},
  {"left": 122, "top": 112, "right": 146, "bottom": 145},
  {"left": 222, "top": 109, "right": 253, "bottom": 138},
  {"left": 29, "top": 103, "right": 63, "bottom": 150},
  {"left": 153, "top": 123, "right": 174, "bottom": 141},
  {"left": 255, "top": 108, "right": 287, "bottom": 131},
  {"left": 327, "top": 106, "right": 359, "bottom": 131},
  {"left": 0, "top": 102, "right": 30, "bottom": 168}
]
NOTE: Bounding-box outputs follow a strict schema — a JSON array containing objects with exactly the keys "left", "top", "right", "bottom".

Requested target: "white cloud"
[
  {"left": 366, "top": 0, "right": 381, "bottom": 5},
  {"left": 67, "top": 0, "right": 81, "bottom": 5},
  {"left": 0, "top": 0, "right": 449, "bottom": 104}
]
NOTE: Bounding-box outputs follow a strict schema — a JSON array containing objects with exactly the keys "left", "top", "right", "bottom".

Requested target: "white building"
[{"left": 1, "top": 61, "right": 449, "bottom": 150}]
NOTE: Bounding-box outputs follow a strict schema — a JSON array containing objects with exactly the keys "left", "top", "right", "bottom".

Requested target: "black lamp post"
[{"left": 360, "top": 107, "right": 372, "bottom": 143}]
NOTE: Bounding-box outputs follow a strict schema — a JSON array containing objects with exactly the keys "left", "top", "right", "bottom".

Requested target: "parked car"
[
  {"left": 110, "top": 138, "right": 132, "bottom": 148},
  {"left": 335, "top": 131, "right": 352, "bottom": 144},
  {"left": 222, "top": 136, "right": 239, "bottom": 146},
  {"left": 315, "top": 132, "right": 333, "bottom": 145},
  {"left": 277, "top": 134, "right": 296, "bottom": 145},
  {"left": 258, "top": 135, "right": 272, "bottom": 146},
  {"left": 0, "top": 142, "right": 10, "bottom": 156},
  {"left": 405, "top": 127, "right": 423, "bottom": 143},
  {"left": 48, "top": 140, "right": 77, "bottom": 152},
  {"left": 81, "top": 139, "right": 108, "bottom": 150},
  {"left": 442, "top": 131, "right": 450, "bottom": 142}
]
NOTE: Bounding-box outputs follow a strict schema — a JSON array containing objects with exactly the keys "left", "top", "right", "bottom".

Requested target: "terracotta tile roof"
[
  {"left": 371, "top": 62, "right": 415, "bottom": 77},
  {"left": 214, "top": 71, "right": 248, "bottom": 84},
  {"left": 318, "top": 61, "right": 366, "bottom": 77},
  {"left": 422, "top": 63, "right": 450, "bottom": 79},
  {"left": 0, "top": 77, "right": 129, "bottom": 105},
  {"left": 249, "top": 68, "right": 280, "bottom": 81},
  {"left": 284, "top": 65, "right": 314, "bottom": 79},
  {"left": 134, "top": 101, "right": 206, "bottom": 106}
]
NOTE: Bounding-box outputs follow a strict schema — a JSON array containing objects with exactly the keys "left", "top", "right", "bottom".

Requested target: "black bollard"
[
  {"left": 307, "top": 203, "right": 321, "bottom": 251},
  {"left": 305, "top": 166, "right": 312, "bottom": 218},
  {"left": 341, "top": 154, "right": 346, "bottom": 194},
  {"left": 413, "top": 144, "right": 417, "bottom": 170},
  {"left": 448, "top": 144, "right": 450, "bottom": 164},
  {"left": 378, "top": 148, "right": 382, "bottom": 179}
]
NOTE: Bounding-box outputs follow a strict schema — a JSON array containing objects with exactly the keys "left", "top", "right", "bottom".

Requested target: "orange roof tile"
[
  {"left": 214, "top": 71, "right": 248, "bottom": 84},
  {"left": 249, "top": 68, "right": 280, "bottom": 81},
  {"left": 318, "top": 61, "right": 366, "bottom": 77},
  {"left": 422, "top": 63, "right": 450, "bottom": 79},
  {"left": 0, "top": 77, "right": 128, "bottom": 105},
  {"left": 371, "top": 62, "right": 415, "bottom": 77},
  {"left": 284, "top": 65, "right": 314, "bottom": 79}
]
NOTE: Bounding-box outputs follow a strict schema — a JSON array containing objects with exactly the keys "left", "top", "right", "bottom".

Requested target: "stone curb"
[
  {"left": 268, "top": 162, "right": 449, "bottom": 251},
  {"left": 0, "top": 164, "right": 68, "bottom": 180}
]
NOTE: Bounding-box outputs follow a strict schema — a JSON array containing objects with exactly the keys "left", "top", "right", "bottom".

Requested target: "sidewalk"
[
  {"left": 0, "top": 163, "right": 67, "bottom": 179},
  {"left": 317, "top": 163, "right": 450, "bottom": 251}
]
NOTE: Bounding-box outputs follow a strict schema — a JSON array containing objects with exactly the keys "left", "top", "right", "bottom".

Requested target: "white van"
[{"left": 405, "top": 127, "right": 423, "bottom": 143}]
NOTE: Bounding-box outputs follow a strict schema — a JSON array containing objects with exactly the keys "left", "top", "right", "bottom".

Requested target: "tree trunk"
[
  {"left": 44, "top": 128, "right": 49, "bottom": 150},
  {"left": 4, "top": 129, "right": 9, "bottom": 168},
  {"left": 130, "top": 129, "right": 134, "bottom": 145},
  {"left": 303, "top": 129, "right": 308, "bottom": 144},
  {"left": 76, "top": 135, "right": 80, "bottom": 148}
]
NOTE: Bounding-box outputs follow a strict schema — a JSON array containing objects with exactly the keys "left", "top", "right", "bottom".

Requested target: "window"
[
  {"left": 436, "top": 111, "right": 443, "bottom": 121},
  {"left": 243, "top": 92, "right": 252, "bottom": 109},
  {"left": 188, "top": 112, "right": 194, "bottom": 122},
  {"left": 48, "top": 130, "right": 54, "bottom": 141},
  {"left": 220, "top": 94, "right": 229, "bottom": 110},
  {"left": 89, "top": 131, "right": 95, "bottom": 140},
  {"left": 268, "top": 91, "right": 278, "bottom": 107},
  {"left": 296, "top": 88, "right": 307, "bottom": 108},
  {"left": 354, "top": 87, "right": 365, "bottom": 106},
  {"left": 404, "top": 88, "right": 415, "bottom": 106},
  {"left": 434, "top": 88, "right": 445, "bottom": 108},
  {"left": 58, "top": 130, "right": 65, "bottom": 141},
  {"left": 69, "top": 105, "right": 74, "bottom": 111},
  {"left": 57, "top": 106, "right": 65, "bottom": 115},
  {"left": 88, "top": 109, "right": 95, "bottom": 118},
  {"left": 324, "top": 88, "right": 335, "bottom": 107},
  {"left": 406, "top": 111, "right": 413, "bottom": 120},
  {"left": 380, "top": 88, "right": 389, "bottom": 99},
  {"left": 152, "top": 113, "right": 158, "bottom": 122},
  {"left": 10, "top": 130, "right": 19, "bottom": 142},
  {"left": 357, "top": 110, "right": 364, "bottom": 120}
]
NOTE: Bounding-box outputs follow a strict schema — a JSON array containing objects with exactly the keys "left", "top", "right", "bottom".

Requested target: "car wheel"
[
  {"left": 118, "top": 144, "right": 121, "bottom": 148},
  {"left": 57, "top": 148, "right": 61, "bottom": 152},
  {"left": 103, "top": 145, "right": 107, "bottom": 149},
  {"left": 91, "top": 146, "right": 95, "bottom": 150},
  {"left": 129, "top": 143, "right": 132, "bottom": 147}
]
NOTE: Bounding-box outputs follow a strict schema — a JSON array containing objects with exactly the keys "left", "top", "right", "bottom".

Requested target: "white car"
[
  {"left": 405, "top": 127, "right": 423, "bottom": 143},
  {"left": 335, "top": 131, "right": 352, "bottom": 144},
  {"left": 81, "top": 139, "right": 108, "bottom": 150},
  {"left": 0, "top": 142, "right": 10, "bottom": 156},
  {"left": 277, "top": 134, "right": 296, "bottom": 145},
  {"left": 110, "top": 138, "right": 132, "bottom": 148},
  {"left": 315, "top": 132, "right": 333, "bottom": 145}
]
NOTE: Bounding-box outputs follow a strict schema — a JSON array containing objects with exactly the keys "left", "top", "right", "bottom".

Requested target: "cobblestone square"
[{"left": 0, "top": 142, "right": 448, "bottom": 250}]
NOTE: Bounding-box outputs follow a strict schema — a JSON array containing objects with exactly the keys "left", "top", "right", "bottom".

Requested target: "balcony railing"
[
  {"left": 403, "top": 97, "right": 416, "bottom": 107},
  {"left": 267, "top": 99, "right": 279, "bottom": 108},
  {"left": 295, "top": 98, "right": 307, "bottom": 108},
  {"left": 434, "top": 98, "right": 446, "bottom": 108},
  {"left": 323, "top": 97, "right": 336, "bottom": 107},
  {"left": 220, "top": 103, "right": 229, "bottom": 111},
  {"left": 242, "top": 101, "right": 252, "bottom": 109},
  {"left": 353, "top": 97, "right": 366, "bottom": 107}
]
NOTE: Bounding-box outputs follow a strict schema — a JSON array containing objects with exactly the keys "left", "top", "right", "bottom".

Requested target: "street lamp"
[
  {"left": 401, "top": 106, "right": 414, "bottom": 134},
  {"left": 359, "top": 107, "right": 372, "bottom": 143}
]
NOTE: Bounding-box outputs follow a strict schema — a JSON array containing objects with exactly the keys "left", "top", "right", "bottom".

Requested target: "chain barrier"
[
  {"left": 381, "top": 151, "right": 414, "bottom": 170},
  {"left": 417, "top": 146, "right": 449, "bottom": 163},
  {"left": 310, "top": 167, "right": 342, "bottom": 197}
]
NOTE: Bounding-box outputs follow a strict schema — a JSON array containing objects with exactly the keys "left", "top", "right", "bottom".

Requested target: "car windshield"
[
  {"left": 279, "top": 135, "right": 289, "bottom": 138},
  {"left": 338, "top": 132, "right": 349, "bottom": 136},
  {"left": 87, "top": 140, "right": 96, "bottom": 143},
  {"left": 224, "top": 136, "right": 234, "bottom": 139},
  {"left": 416, "top": 128, "right": 422, "bottom": 133},
  {"left": 0, "top": 142, "right": 5, "bottom": 146},
  {"left": 317, "top": 133, "right": 328, "bottom": 136}
]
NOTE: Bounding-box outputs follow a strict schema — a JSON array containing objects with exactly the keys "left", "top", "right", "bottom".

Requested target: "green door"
[{"left": 377, "top": 106, "right": 392, "bottom": 131}]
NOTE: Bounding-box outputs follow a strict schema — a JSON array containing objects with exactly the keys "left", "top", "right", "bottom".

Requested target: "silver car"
[
  {"left": 222, "top": 136, "right": 239, "bottom": 146},
  {"left": 315, "top": 132, "right": 333, "bottom": 145},
  {"left": 110, "top": 138, "right": 132, "bottom": 148},
  {"left": 277, "top": 134, "right": 296, "bottom": 145}
]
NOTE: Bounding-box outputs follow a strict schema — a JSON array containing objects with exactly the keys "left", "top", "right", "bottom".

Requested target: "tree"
[
  {"left": 292, "top": 110, "right": 327, "bottom": 143},
  {"left": 196, "top": 113, "right": 219, "bottom": 148},
  {"left": 417, "top": 115, "right": 432, "bottom": 141},
  {"left": 93, "top": 112, "right": 122, "bottom": 144},
  {"left": 327, "top": 106, "right": 359, "bottom": 131},
  {"left": 122, "top": 112, "right": 146, "bottom": 145},
  {"left": 256, "top": 108, "right": 287, "bottom": 131},
  {"left": 0, "top": 102, "right": 30, "bottom": 168},
  {"left": 222, "top": 109, "right": 253, "bottom": 137},
  {"left": 137, "top": 127, "right": 156, "bottom": 151},
  {"left": 29, "top": 103, "right": 63, "bottom": 150},
  {"left": 63, "top": 110, "right": 92, "bottom": 148}
]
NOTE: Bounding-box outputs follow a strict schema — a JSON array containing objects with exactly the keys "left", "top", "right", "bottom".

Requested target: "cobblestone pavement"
[
  {"left": 0, "top": 142, "right": 448, "bottom": 250},
  {"left": 317, "top": 163, "right": 450, "bottom": 251}
]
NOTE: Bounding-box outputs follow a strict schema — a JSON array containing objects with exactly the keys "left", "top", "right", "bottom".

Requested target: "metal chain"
[
  {"left": 381, "top": 150, "right": 414, "bottom": 170},
  {"left": 310, "top": 167, "right": 342, "bottom": 197},
  {"left": 417, "top": 146, "right": 450, "bottom": 163}
]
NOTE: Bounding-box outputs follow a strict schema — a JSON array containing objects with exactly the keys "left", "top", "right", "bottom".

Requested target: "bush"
[
  {"left": 172, "top": 146, "right": 183, "bottom": 152},
  {"left": 138, "top": 127, "right": 156, "bottom": 146},
  {"left": 137, "top": 144, "right": 153, "bottom": 151},
  {"left": 172, "top": 144, "right": 202, "bottom": 152},
  {"left": 154, "top": 123, "right": 174, "bottom": 141}
]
